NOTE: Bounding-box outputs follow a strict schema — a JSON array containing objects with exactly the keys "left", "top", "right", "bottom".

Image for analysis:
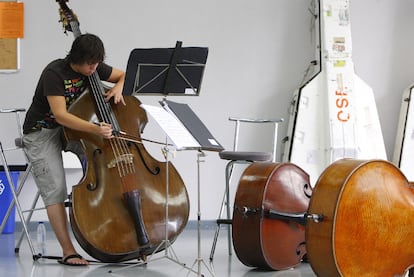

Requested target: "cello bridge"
[{"left": 107, "top": 154, "right": 134, "bottom": 168}]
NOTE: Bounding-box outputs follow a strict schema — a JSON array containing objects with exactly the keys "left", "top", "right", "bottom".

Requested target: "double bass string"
[
  {"left": 88, "top": 61, "right": 136, "bottom": 192},
  {"left": 69, "top": 21, "right": 135, "bottom": 184}
]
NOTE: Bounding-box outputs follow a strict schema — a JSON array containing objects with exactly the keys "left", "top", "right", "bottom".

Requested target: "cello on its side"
[
  {"left": 232, "top": 162, "right": 312, "bottom": 270},
  {"left": 306, "top": 159, "right": 414, "bottom": 277},
  {"left": 56, "top": 1, "right": 189, "bottom": 262}
]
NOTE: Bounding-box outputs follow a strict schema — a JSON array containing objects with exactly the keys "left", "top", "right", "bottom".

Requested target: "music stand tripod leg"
[
  {"left": 154, "top": 144, "right": 188, "bottom": 265},
  {"left": 187, "top": 150, "right": 215, "bottom": 277}
]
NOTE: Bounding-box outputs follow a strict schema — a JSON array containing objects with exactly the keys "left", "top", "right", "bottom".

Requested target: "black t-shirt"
[{"left": 23, "top": 59, "right": 112, "bottom": 133}]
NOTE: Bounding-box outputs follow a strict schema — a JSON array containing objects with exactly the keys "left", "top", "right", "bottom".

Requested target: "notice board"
[{"left": 0, "top": 1, "right": 24, "bottom": 71}]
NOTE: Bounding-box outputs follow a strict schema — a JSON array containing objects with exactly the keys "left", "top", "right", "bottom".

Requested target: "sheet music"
[
  {"left": 161, "top": 100, "right": 224, "bottom": 151},
  {"left": 140, "top": 104, "right": 200, "bottom": 150}
]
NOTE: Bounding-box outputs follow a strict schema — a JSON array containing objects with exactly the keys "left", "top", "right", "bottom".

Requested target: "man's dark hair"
[{"left": 66, "top": 33, "right": 105, "bottom": 64}]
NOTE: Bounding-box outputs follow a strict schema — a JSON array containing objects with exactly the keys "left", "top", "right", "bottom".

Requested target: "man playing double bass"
[{"left": 22, "top": 33, "right": 125, "bottom": 266}]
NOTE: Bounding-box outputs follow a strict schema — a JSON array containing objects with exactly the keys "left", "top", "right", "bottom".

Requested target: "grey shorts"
[{"left": 22, "top": 127, "right": 67, "bottom": 206}]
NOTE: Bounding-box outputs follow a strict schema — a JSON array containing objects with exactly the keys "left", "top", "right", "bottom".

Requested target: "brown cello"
[
  {"left": 305, "top": 158, "right": 414, "bottom": 276},
  {"left": 232, "top": 162, "right": 312, "bottom": 270},
  {"left": 56, "top": 1, "right": 189, "bottom": 262}
]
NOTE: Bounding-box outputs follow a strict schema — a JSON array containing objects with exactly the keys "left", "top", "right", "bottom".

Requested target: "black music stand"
[
  {"left": 122, "top": 41, "right": 208, "bottom": 96},
  {"left": 119, "top": 42, "right": 217, "bottom": 277}
]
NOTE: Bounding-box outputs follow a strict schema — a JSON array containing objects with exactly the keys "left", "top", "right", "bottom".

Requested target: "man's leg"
[{"left": 46, "top": 203, "right": 88, "bottom": 265}]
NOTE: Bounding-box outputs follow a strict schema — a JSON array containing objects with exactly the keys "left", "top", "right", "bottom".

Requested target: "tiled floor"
[{"left": 0, "top": 223, "right": 317, "bottom": 277}]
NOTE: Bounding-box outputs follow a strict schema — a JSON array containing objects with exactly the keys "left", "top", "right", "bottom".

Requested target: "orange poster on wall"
[{"left": 0, "top": 2, "right": 24, "bottom": 38}]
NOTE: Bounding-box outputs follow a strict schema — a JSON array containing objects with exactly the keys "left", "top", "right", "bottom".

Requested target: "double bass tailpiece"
[
  {"left": 235, "top": 205, "right": 324, "bottom": 225},
  {"left": 266, "top": 209, "right": 324, "bottom": 225}
]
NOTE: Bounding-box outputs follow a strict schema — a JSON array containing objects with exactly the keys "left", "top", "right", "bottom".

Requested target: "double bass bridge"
[{"left": 107, "top": 153, "right": 134, "bottom": 169}]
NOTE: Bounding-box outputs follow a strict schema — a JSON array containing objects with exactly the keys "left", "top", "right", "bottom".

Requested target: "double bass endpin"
[{"left": 306, "top": 213, "right": 324, "bottom": 223}]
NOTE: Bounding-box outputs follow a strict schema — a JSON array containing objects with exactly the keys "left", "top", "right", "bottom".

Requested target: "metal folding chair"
[{"left": 0, "top": 108, "right": 43, "bottom": 260}]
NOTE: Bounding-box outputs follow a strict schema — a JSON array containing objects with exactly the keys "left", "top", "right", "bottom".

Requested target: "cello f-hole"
[
  {"left": 296, "top": 241, "right": 306, "bottom": 256},
  {"left": 304, "top": 183, "right": 312, "bottom": 198},
  {"left": 87, "top": 148, "right": 102, "bottom": 191},
  {"left": 132, "top": 143, "right": 160, "bottom": 175}
]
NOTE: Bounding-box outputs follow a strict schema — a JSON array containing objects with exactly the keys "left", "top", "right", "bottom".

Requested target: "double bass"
[
  {"left": 233, "top": 159, "right": 414, "bottom": 276},
  {"left": 306, "top": 159, "right": 414, "bottom": 276},
  {"left": 56, "top": 1, "right": 190, "bottom": 262},
  {"left": 232, "top": 162, "right": 312, "bottom": 270}
]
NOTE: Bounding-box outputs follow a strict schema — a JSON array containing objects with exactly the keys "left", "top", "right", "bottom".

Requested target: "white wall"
[
  {"left": 1, "top": 0, "right": 413, "bottom": 222},
  {"left": 351, "top": 0, "right": 414, "bottom": 159}
]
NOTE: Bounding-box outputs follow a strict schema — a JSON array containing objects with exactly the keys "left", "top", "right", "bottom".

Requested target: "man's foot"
[{"left": 58, "top": 253, "right": 88, "bottom": 266}]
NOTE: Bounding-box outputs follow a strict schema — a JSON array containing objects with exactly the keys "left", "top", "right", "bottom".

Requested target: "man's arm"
[
  {"left": 47, "top": 95, "right": 114, "bottom": 139},
  {"left": 104, "top": 67, "right": 126, "bottom": 105}
]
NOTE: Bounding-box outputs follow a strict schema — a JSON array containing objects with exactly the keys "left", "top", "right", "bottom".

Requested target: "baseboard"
[{"left": 14, "top": 220, "right": 219, "bottom": 232}]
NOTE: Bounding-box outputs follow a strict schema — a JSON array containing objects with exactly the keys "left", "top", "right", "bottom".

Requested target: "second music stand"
[{"left": 140, "top": 101, "right": 223, "bottom": 277}]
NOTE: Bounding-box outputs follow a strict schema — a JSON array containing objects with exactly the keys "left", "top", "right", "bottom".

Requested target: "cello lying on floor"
[
  {"left": 232, "top": 159, "right": 414, "bottom": 276},
  {"left": 306, "top": 159, "right": 414, "bottom": 277},
  {"left": 232, "top": 162, "right": 312, "bottom": 270}
]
